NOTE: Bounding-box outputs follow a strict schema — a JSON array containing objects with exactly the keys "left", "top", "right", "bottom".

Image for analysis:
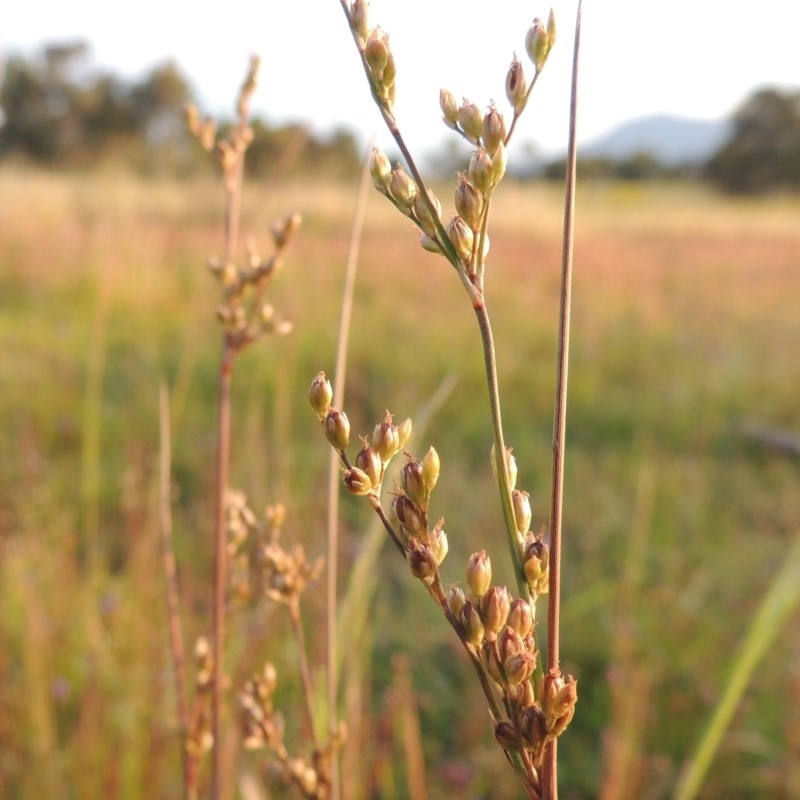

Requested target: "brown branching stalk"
[
  {"left": 185, "top": 55, "right": 299, "bottom": 799},
  {"left": 310, "top": 3, "right": 582, "bottom": 798}
]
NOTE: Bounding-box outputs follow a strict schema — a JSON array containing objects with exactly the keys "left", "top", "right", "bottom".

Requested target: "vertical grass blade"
[{"left": 672, "top": 531, "right": 800, "bottom": 800}]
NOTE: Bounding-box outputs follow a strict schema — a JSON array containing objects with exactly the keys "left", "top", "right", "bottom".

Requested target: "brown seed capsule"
[
  {"left": 324, "top": 408, "right": 350, "bottom": 450},
  {"left": 343, "top": 467, "right": 373, "bottom": 496},
  {"left": 460, "top": 601, "right": 484, "bottom": 646},
  {"left": 504, "top": 651, "right": 537, "bottom": 686},
  {"left": 454, "top": 176, "right": 483, "bottom": 231},
  {"left": 355, "top": 441, "right": 382, "bottom": 487},
  {"left": 507, "top": 597, "right": 534, "bottom": 638},
  {"left": 494, "top": 720, "right": 520, "bottom": 751},
  {"left": 482, "top": 105, "right": 507, "bottom": 156},
  {"left": 407, "top": 538, "right": 438, "bottom": 583},
  {"left": 372, "top": 412, "right": 400, "bottom": 460},
  {"left": 389, "top": 165, "right": 417, "bottom": 209},
  {"left": 480, "top": 586, "right": 511, "bottom": 641},
  {"left": 446, "top": 214, "right": 474, "bottom": 262},
  {"left": 468, "top": 148, "right": 494, "bottom": 196},
  {"left": 505, "top": 56, "right": 528, "bottom": 115},
  {"left": 393, "top": 493, "right": 425, "bottom": 538},
  {"left": 401, "top": 457, "right": 426, "bottom": 507}
]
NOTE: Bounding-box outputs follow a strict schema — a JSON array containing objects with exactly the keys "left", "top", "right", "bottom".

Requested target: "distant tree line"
[
  {"left": 0, "top": 42, "right": 361, "bottom": 179},
  {"left": 2, "top": 43, "right": 799, "bottom": 193}
]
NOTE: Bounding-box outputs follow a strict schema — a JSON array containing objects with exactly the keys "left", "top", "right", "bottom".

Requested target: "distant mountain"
[{"left": 580, "top": 115, "right": 733, "bottom": 166}]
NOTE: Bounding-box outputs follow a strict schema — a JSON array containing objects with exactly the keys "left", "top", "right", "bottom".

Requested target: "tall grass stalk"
[
  {"left": 325, "top": 149, "right": 374, "bottom": 800},
  {"left": 672, "top": 530, "right": 800, "bottom": 800},
  {"left": 544, "top": 4, "right": 582, "bottom": 795}
]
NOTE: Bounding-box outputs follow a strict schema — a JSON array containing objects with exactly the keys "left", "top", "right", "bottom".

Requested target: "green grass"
[{"left": 1, "top": 169, "right": 799, "bottom": 799}]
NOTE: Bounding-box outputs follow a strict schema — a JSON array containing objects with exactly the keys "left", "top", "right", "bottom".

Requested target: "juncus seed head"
[
  {"left": 482, "top": 105, "right": 507, "bottom": 156},
  {"left": 350, "top": 0, "right": 369, "bottom": 41},
  {"left": 446, "top": 215, "right": 474, "bottom": 263},
  {"left": 505, "top": 56, "right": 528, "bottom": 115},
  {"left": 512, "top": 489, "right": 532, "bottom": 536},
  {"left": 466, "top": 550, "right": 492, "bottom": 599},
  {"left": 525, "top": 16, "right": 552, "bottom": 73},
  {"left": 468, "top": 148, "right": 494, "bottom": 196},
  {"left": 455, "top": 176, "right": 483, "bottom": 231},
  {"left": 439, "top": 88, "right": 459, "bottom": 129},
  {"left": 389, "top": 165, "right": 417, "bottom": 209},
  {"left": 343, "top": 467, "right": 373, "bottom": 496},
  {"left": 372, "top": 412, "right": 400, "bottom": 460},
  {"left": 480, "top": 585, "right": 511, "bottom": 641},
  {"left": 355, "top": 441, "right": 382, "bottom": 487},
  {"left": 457, "top": 99, "right": 484, "bottom": 143},
  {"left": 370, "top": 148, "right": 392, "bottom": 193},
  {"left": 324, "top": 408, "right": 350, "bottom": 450},
  {"left": 308, "top": 371, "right": 333, "bottom": 420}
]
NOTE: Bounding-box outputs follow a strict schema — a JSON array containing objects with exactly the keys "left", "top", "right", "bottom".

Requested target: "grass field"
[{"left": 1, "top": 168, "right": 799, "bottom": 799}]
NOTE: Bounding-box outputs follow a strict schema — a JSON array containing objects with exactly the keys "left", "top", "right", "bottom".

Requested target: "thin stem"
[
  {"left": 543, "top": 5, "right": 582, "bottom": 799},
  {"left": 473, "top": 301, "right": 527, "bottom": 599},
  {"left": 158, "top": 381, "right": 193, "bottom": 799},
  {"left": 289, "top": 602, "right": 321, "bottom": 748},
  {"left": 325, "top": 149, "right": 371, "bottom": 800},
  {"left": 211, "top": 347, "right": 234, "bottom": 800}
]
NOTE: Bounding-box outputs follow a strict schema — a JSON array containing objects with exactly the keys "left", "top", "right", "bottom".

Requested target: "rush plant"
[{"left": 309, "top": 3, "right": 582, "bottom": 799}]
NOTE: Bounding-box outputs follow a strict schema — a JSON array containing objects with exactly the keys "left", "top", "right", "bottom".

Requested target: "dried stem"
[
  {"left": 159, "top": 381, "right": 195, "bottom": 799},
  {"left": 289, "top": 602, "right": 321, "bottom": 749},
  {"left": 325, "top": 148, "right": 373, "bottom": 800},
  {"left": 543, "top": 5, "right": 582, "bottom": 799},
  {"left": 211, "top": 347, "right": 234, "bottom": 800}
]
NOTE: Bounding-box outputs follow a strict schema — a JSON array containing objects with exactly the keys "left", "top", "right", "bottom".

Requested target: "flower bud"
[
  {"left": 308, "top": 371, "right": 333, "bottom": 420},
  {"left": 343, "top": 467, "right": 373, "bottom": 496},
  {"left": 446, "top": 215, "right": 474, "bottom": 263},
  {"left": 460, "top": 602, "right": 484, "bottom": 646},
  {"left": 512, "top": 490, "right": 532, "bottom": 535},
  {"left": 447, "top": 585, "right": 466, "bottom": 618},
  {"left": 507, "top": 597, "right": 534, "bottom": 638},
  {"left": 482, "top": 105, "right": 507, "bottom": 156},
  {"left": 525, "top": 17, "right": 551, "bottom": 73},
  {"left": 396, "top": 418, "right": 413, "bottom": 449},
  {"left": 466, "top": 550, "right": 492, "bottom": 599},
  {"left": 480, "top": 586, "right": 511, "bottom": 641},
  {"left": 454, "top": 176, "right": 483, "bottom": 231},
  {"left": 429, "top": 519, "right": 448, "bottom": 565},
  {"left": 468, "top": 148, "right": 494, "bottom": 196},
  {"left": 457, "top": 99, "right": 484, "bottom": 143},
  {"left": 372, "top": 412, "right": 400, "bottom": 460},
  {"left": 369, "top": 148, "right": 392, "bottom": 193},
  {"left": 505, "top": 56, "right": 528, "bottom": 115},
  {"left": 324, "top": 408, "right": 350, "bottom": 450},
  {"left": 439, "top": 88, "right": 459, "bottom": 128},
  {"left": 401, "top": 457, "right": 426, "bottom": 507},
  {"left": 407, "top": 538, "right": 438, "bottom": 584},
  {"left": 355, "top": 441, "right": 382, "bottom": 487},
  {"left": 420, "top": 446, "right": 440, "bottom": 495},
  {"left": 389, "top": 165, "right": 417, "bottom": 209},
  {"left": 350, "top": 0, "right": 369, "bottom": 41}
]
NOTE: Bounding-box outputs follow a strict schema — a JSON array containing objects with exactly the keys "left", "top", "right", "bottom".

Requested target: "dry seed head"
[
  {"left": 525, "top": 17, "right": 551, "bottom": 73},
  {"left": 272, "top": 212, "right": 302, "bottom": 249},
  {"left": 429, "top": 518, "right": 448, "bottom": 565},
  {"left": 461, "top": 601, "right": 485, "bottom": 646},
  {"left": 364, "top": 28, "right": 389, "bottom": 76},
  {"left": 447, "top": 585, "right": 466, "bottom": 618},
  {"left": 512, "top": 490, "right": 532, "bottom": 535},
  {"left": 355, "top": 440, "right": 382, "bottom": 487},
  {"left": 457, "top": 99, "right": 484, "bottom": 143},
  {"left": 480, "top": 585, "right": 511, "bottom": 640},
  {"left": 393, "top": 493, "right": 425, "bottom": 538},
  {"left": 494, "top": 720, "right": 520, "bottom": 751},
  {"left": 446, "top": 215, "right": 474, "bottom": 263},
  {"left": 389, "top": 165, "right": 417, "bottom": 209},
  {"left": 308, "top": 371, "right": 333, "bottom": 420},
  {"left": 468, "top": 148, "right": 494, "bottom": 196},
  {"left": 439, "top": 88, "right": 459, "bottom": 128},
  {"left": 396, "top": 417, "right": 413, "bottom": 449},
  {"left": 508, "top": 597, "right": 534, "bottom": 638},
  {"left": 401, "top": 456, "right": 426, "bottom": 507},
  {"left": 407, "top": 537, "right": 438, "bottom": 584},
  {"left": 482, "top": 105, "right": 507, "bottom": 156},
  {"left": 520, "top": 705, "right": 548, "bottom": 749},
  {"left": 343, "top": 467, "right": 373, "bottom": 496},
  {"left": 350, "top": 0, "right": 369, "bottom": 41},
  {"left": 324, "top": 408, "right": 351, "bottom": 450},
  {"left": 420, "top": 446, "right": 440, "bottom": 495},
  {"left": 372, "top": 412, "right": 400, "bottom": 460},
  {"left": 505, "top": 55, "right": 528, "bottom": 115},
  {"left": 370, "top": 147, "right": 392, "bottom": 193},
  {"left": 412, "top": 189, "right": 441, "bottom": 238},
  {"left": 504, "top": 651, "right": 537, "bottom": 686},
  {"left": 455, "top": 175, "right": 483, "bottom": 231},
  {"left": 466, "top": 550, "right": 492, "bottom": 599}
]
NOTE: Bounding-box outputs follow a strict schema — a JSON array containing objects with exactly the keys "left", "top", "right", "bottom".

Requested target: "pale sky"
[{"left": 4, "top": 0, "right": 799, "bottom": 159}]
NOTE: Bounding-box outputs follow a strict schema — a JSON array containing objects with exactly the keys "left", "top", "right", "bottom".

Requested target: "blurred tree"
[{"left": 705, "top": 88, "right": 800, "bottom": 194}]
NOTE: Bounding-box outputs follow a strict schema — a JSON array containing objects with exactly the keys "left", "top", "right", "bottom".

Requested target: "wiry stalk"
[
  {"left": 325, "top": 150, "right": 373, "bottom": 800},
  {"left": 543, "top": 5, "right": 582, "bottom": 799},
  {"left": 159, "top": 382, "right": 194, "bottom": 799}
]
